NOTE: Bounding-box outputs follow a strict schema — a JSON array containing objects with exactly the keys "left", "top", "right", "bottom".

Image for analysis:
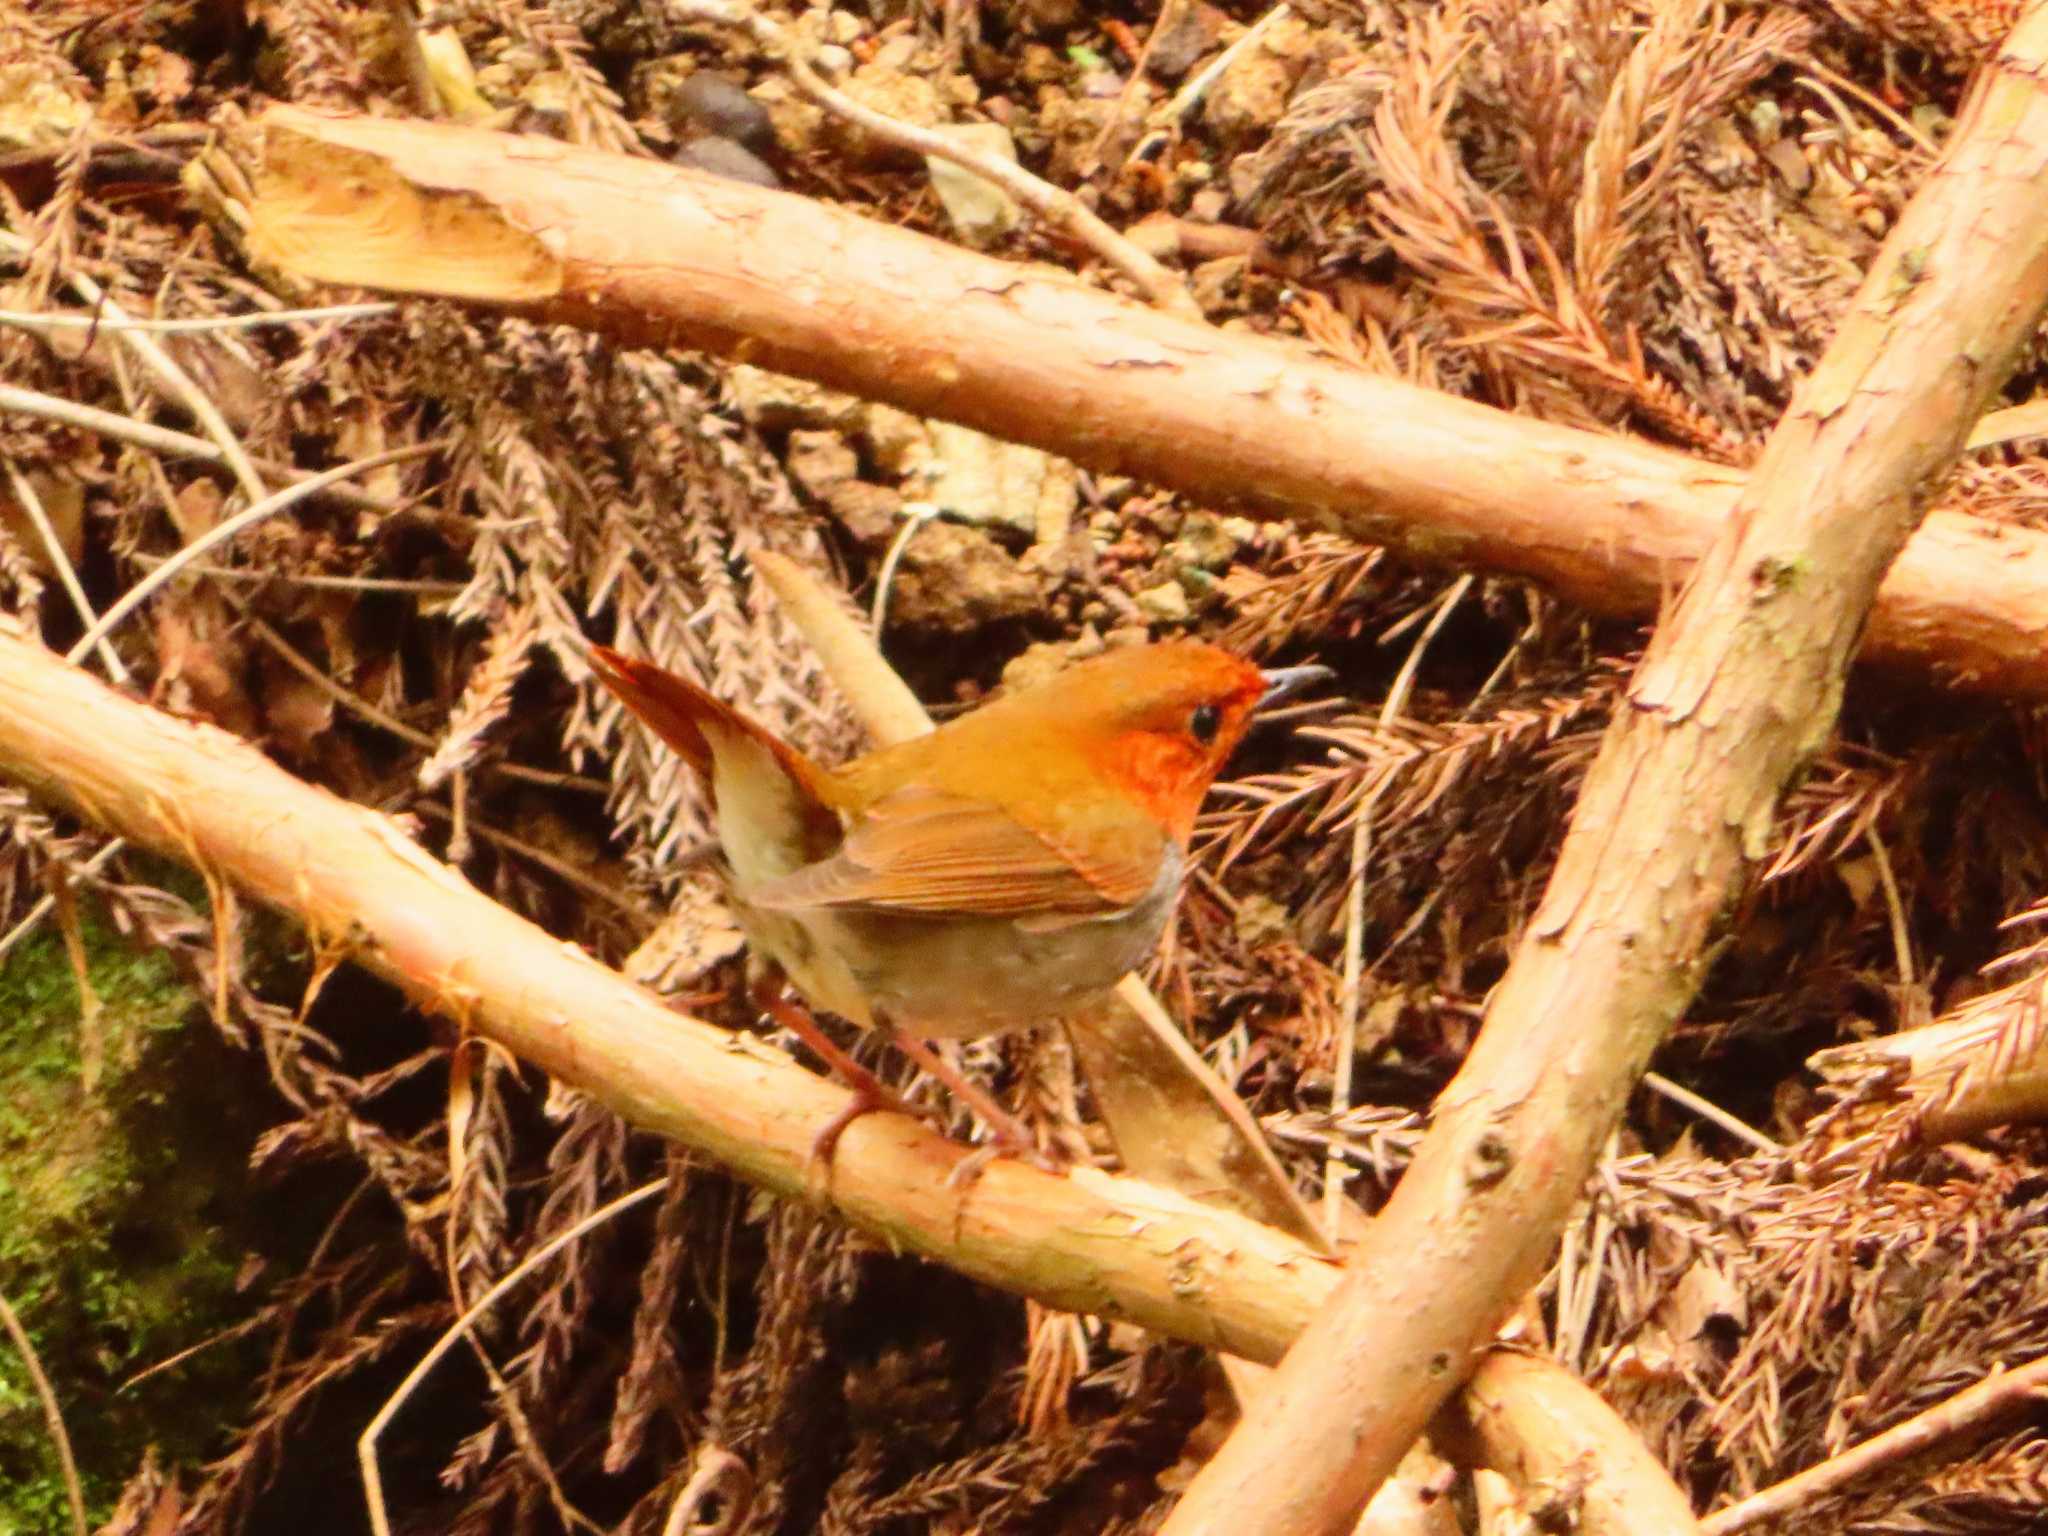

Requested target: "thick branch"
[
  {"left": 184, "top": 105, "right": 2048, "bottom": 700},
  {"left": 0, "top": 622, "right": 1335, "bottom": 1358},
  {"left": 1156, "top": 11, "right": 2048, "bottom": 1535},
  {"left": 1808, "top": 967, "right": 2048, "bottom": 1144}
]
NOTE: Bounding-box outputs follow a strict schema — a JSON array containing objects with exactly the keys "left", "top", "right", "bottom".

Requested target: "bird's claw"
[{"left": 942, "top": 1131, "right": 1066, "bottom": 1190}]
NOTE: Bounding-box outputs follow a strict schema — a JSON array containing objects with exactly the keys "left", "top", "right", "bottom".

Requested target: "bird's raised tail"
[{"left": 588, "top": 647, "right": 839, "bottom": 826}]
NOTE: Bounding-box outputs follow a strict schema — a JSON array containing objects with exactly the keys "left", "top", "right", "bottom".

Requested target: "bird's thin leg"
[
  {"left": 888, "top": 1032, "right": 1061, "bottom": 1179},
  {"left": 751, "top": 981, "right": 932, "bottom": 1175}
]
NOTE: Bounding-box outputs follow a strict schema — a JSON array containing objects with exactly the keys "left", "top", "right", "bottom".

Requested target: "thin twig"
[
  {"left": 63, "top": 444, "right": 440, "bottom": 666},
  {"left": 0, "top": 301, "right": 396, "bottom": 333},
  {"left": 668, "top": 0, "right": 1202, "bottom": 317},
  {"left": 1702, "top": 1355, "right": 2048, "bottom": 1535},
  {"left": 410, "top": 800, "right": 649, "bottom": 917},
  {"left": 1325, "top": 574, "right": 1471, "bottom": 1238},
  {"left": 137, "top": 557, "right": 463, "bottom": 594},
  {"left": 1796, "top": 61, "right": 1941, "bottom": 158},
  {"left": 0, "top": 382, "right": 401, "bottom": 515},
  {"left": 360, "top": 1180, "right": 666, "bottom": 1536},
  {"left": 0, "top": 230, "right": 269, "bottom": 505},
  {"left": 1161, "top": 4, "right": 1290, "bottom": 128},
  {"left": 0, "top": 1287, "right": 88, "bottom": 1536},
  {"left": 1866, "top": 826, "right": 1918, "bottom": 993},
  {"left": 247, "top": 617, "right": 606, "bottom": 793},
  {"left": 0, "top": 839, "right": 126, "bottom": 968},
  {"left": 3, "top": 461, "right": 130, "bottom": 683},
  {"left": 661, "top": 1445, "right": 753, "bottom": 1536},
  {"left": 1640, "top": 1071, "right": 1782, "bottom": 1155},
  {"left": 870, "top": 503, "right": 940, "bottom": 635}
]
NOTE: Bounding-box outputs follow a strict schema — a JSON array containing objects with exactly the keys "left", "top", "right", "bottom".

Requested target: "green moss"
[{"left": 0, "top": 911, "right": 257, "bottom": 1532}]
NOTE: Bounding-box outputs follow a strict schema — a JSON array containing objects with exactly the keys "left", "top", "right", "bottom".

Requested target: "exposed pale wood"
[
  {"left": 1455, "top": 1352, "right": 1702, "bottom": 1536},
  {"left": 188, "top": 105, "right": 2048, "bottom": 701},
  {"left": 1808, "top": 968, "right": 2048, "bottom": 1143}
]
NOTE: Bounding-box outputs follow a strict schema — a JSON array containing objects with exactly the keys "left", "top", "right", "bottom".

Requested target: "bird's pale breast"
[{"left": 734, "top": 844, "right": 1182, "bottom": 1038}]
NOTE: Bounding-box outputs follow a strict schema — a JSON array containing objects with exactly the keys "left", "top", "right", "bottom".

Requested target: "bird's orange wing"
[{"left": 748, "top": 786, "right": 1163, "bottom": 919}]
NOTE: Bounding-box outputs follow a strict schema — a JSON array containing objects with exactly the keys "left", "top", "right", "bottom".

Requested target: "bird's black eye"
[{"left": 1189, "top": 703, "right": 1222, "bottom": 745}]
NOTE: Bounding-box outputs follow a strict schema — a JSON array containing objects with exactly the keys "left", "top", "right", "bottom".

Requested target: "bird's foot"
[
  {"left": 804, "top": 1079, "right": 923, "bottom": 1191},
  {"left": 887, "top": 1032, "right": 1067, "bottom": 1186},
  {"left": 943, "top": 1133, "right": 1065, "bottom": 1190},
  {"left": 752, "top": 981, "right": 938, "bottom": 1190}
]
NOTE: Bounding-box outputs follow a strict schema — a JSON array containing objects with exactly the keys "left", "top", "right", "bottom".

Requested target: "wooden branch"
[
  {"left": 1154, "top": 11, "right": 2048, "bottom": 1534},
  {"left": 185, "top": 105, "right": 2048, "bottom": 701},
  {"left": 1808, "top": 967, "right": 2048, "bottom": 1143},
  {"left": 1702, "top": 1354, "right": 2048, "bottom": 1535},
  {"left": 1451, "top": 1352, "right": 1700, "bottom": 1536},
  {"left": 0, "top": 621, "right": 1336, "bottom": 1358}
]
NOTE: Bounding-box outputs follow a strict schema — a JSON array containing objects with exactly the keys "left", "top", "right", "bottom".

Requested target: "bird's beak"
[{"left": 1256, "top": 663, "right": 1335, "bottom": 711}]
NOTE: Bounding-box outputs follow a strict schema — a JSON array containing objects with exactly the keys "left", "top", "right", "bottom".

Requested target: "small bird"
[{"left": 592, "top": 640, "right": 1326, "bottom": 1163}]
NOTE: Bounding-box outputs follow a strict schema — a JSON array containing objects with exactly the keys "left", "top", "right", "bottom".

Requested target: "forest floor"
[{"left": 5, "top": 0, "right": 2048, "bottom": 1532}]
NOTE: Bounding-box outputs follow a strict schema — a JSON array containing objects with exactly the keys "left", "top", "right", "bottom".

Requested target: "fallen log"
[{"left": 183, "top": 105, "right": 2048, "bottom": 700}]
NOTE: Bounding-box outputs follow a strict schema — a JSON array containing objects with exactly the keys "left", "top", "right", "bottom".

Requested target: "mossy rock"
[{"left": 0, "top": 909, "right": 267, "bottom": 1533}]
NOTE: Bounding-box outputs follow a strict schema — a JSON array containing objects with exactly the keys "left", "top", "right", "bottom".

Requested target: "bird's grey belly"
[{"left": 734, "top": 847, "right": 1180, "bottom": 1039}]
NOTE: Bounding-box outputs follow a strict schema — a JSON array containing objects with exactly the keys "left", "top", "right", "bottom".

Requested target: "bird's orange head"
[{"left": 1026, "top": 641, "right": 1270, "bottom": 842}]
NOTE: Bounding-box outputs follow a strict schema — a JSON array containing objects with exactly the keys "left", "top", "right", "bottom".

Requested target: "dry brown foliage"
[{"left": 7, "top": 0, "right": 2048, "bottom": 1531}]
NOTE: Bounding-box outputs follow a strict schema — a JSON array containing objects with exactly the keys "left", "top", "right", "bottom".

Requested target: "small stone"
[
  {"left": 1203, "top": 14, "right": 1314, "bottom": 143},
  {"left": 0, "top": 66, "right": 91, "bottom": 148},
  {"left": 861, "top": 404, "right": 937, "bottom": 479},
  {"left": 1168, "top": 511, "right": 1244, "bottom": 571},
  {"left": 1147, "top": 1, "right": 1228, "bottom": 80},
  {"left": 1134, "top": 579, "right": 1191, "bottom": 624},
  {"left": 785, "top": 430, "right": 858, "bottom": 500},
  {"left": 1017, "top": 44, "right": 1066, "bottom": 88},
  {"left": 1015, "top": 0, "right": 1081, "bottom": 32},
  {"left": 870, "top": 34, "right": 920, "bottom": 71},
  {"left": 824, "top": 8, "right": 864, "bottom": 44},
  {"left": 748, "top": 77, "right": 824, "bottom": 155},
  {"left": 727, "top": 365, "right": 864, "bottom": 431},
  {"left": 675, "top": 135, "right": 780, "bottom": 188},
  {"left": 925, "top": 123, "right": 1024, "bottom": 244},
  {"left": 1763, "top": 138, "right": 1810, "bottom": 193},
  {"left": 813, "top": 44, "right": 854, "bottom": 77},
  {"left": 879, "top": 520, "right": 1044, "bottom": 635},
  {"left": 1912, "top": 104, "right": 1952, "bottom": 141},
  {"left": 828, "top": 65, "right": 945, "bottom": 167},
  {"left": 1234, "top": 893, "right": 1290, "bottom": 949},
  {"left": 1000, "top": 629, "right": 1107, "bottom": 693},
  {"left": 924, "top": 421, "right": 1078, "bottom": 538},
  {"left": 824, "top": 480, "right": 906, "bottom": 545},
  {"left": 668, "top": 71, "right": 775, "bottom": 156}
]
